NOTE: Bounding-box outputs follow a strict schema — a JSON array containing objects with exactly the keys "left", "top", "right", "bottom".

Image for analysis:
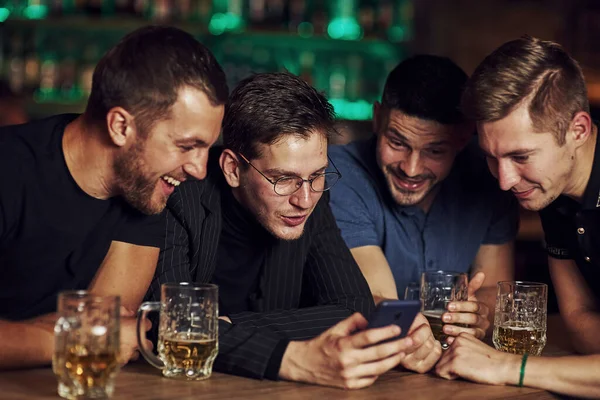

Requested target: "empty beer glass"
[
  {"left": 53, "top": 291, "right": 121, "bottom": 399},
  {"left": 420, "top": 271, "right": 468, "bottom": 349},
  {"left": 493, "top": 281, "right": 547, "bottom": 356},
  {"left": 137, "top": 283, "right": 218, "bottom": 380}
]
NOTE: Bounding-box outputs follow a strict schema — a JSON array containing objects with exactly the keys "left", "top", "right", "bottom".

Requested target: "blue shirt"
[{"left": 329, "top": 136, "right": 519, "bottom": 297}]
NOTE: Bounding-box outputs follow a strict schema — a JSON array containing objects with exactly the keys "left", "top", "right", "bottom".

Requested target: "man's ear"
[
  {"left": 372, "top": 102, "right": 382, "bottom": 133},
  {"left": 569, "top": 111, "right": 593, "bottom": 148},
  {"left": 106, "top": 107, "right": 135, "bottom": 147},
  {"left": 219, "top": 149, "right": 241, "bottom": 188}
]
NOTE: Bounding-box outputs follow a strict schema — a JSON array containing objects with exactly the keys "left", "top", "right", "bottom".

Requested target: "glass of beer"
[
  {"left": 137, "top": 283, "right": 218, "bottom": 380},
  {"left": 420, "top": 271, "right": 468, "bottom": 349},
  {"left": 53, "top": 291, "right": 121, "bottom": 399},
  {"left": 493, "top": 281, "right": 547, "bottom": 356}
]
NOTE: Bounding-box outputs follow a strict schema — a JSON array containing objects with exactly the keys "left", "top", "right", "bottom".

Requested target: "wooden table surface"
[{"left": 0, "top": 316, "right": 571, "bottom": 399}]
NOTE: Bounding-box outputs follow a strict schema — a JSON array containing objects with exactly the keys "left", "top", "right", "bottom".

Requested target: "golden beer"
[
  {"left": 423, "top": 310, "right": 447, "bottom": 347},
  {"left": 159, "top": 333, "right": 218, "bottom": 380},
  {"left": 54, "top": 344, "right": 119, "bottom": 398},
  {"left": 493, "top": 324, "right": 546, "bottom": 356}
]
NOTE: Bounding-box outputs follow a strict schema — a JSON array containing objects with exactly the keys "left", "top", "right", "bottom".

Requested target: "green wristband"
[{"left": 518, "top": 353, "right": 529, "bottom": 387}]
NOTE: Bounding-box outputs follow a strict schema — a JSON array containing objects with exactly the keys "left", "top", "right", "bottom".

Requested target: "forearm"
[
  {"left": 230, "top": 305, "right": 353, "bottom": 339},
  {"left": 0, "top": 318, "right": 55, "bottom": 369},
  {"left": 563, "top": 311, "right": 600, "bottom": 354},
  {"left": 522, "top": 355, "right": 600, "bottom": 398},
  {"left": 214, "top": 320, "right": 288, "bottom": 379}
]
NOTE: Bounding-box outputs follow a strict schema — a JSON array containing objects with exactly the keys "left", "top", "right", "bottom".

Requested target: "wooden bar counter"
[{"left": 0, "top": 316, "right": 570, "bottom": 399}]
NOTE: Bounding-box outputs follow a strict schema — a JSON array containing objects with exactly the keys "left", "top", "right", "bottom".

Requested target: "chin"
[{"left": 272, "top": 225, "right": 306, "bottom": 241}]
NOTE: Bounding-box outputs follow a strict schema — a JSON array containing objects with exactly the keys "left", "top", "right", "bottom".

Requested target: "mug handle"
[{"left": 137, "top": 302, "right": 164, "bottom": 369}]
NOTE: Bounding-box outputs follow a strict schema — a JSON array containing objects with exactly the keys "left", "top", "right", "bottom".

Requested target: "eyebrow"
[
  {"left": 481, "top": 148, "right": 536, "bottom": 159},
  {"left": 174, "top": 138, "right": 210, "bottom": 148},
  {"left": 264, "top": 163, "right": 329, "bottom": 177},
  {"left": 387, "top": 127, "right": 452, "bottom": 147}
]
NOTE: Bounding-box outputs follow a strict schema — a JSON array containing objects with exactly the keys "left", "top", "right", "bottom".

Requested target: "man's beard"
[
  {"left": 113, "top": 141, "right": 164, "bottom": 215},
  {"left": 385, "top": 165, "right": 436, "bottom": 207}
]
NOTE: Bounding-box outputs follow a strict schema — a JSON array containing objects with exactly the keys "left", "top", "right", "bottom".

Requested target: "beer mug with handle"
[
  {"left": 493, "top": 281, "right": 547, "bottom": 356},
  {"left": 137, "top": 283, "right": 218, "bottom": 380},
  {"left": 420, "top": 271, "right": 468, "bottom": 349},
  {"left": 53, "top": 291, "right": 121, "bottom": 399}
]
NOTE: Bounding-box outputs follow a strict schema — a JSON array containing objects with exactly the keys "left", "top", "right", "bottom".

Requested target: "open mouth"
[
  {"left": 162, "top": 175, "right": 182, "bottom": 187},
  {"left": 160, "top": 175, "right": 182, "bottom": 196},
  {"left": 281, "top": 215, "right": 307, "bottom": 227},
  {"left": 393, "top": 175, "right": 429, "bottom": 191}
]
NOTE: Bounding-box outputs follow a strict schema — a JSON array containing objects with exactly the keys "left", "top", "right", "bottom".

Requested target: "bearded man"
[{"left": 0, "top": 26, "right": 227, "bottom": 369}]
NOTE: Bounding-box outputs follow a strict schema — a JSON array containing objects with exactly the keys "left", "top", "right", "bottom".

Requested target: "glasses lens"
[
  {"left": 322, "top": 172, "right": 340, "bottom": 191},
  {"left": 275, "top": 177, "right": 303, "bottom": 195}
]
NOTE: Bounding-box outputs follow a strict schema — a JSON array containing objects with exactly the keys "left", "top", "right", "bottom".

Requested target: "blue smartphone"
[{"left": 367, "top": 300, "right": 421, "bottom": 339}]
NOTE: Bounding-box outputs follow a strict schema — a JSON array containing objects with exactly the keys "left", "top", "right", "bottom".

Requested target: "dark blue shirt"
[{"left": 329, "top": 136, "right": 519, "bottom": 297}]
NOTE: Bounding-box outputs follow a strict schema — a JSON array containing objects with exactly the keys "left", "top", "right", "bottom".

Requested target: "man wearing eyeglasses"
[{"left": 148, "top": 72, "right": 441, "bottom": 388}]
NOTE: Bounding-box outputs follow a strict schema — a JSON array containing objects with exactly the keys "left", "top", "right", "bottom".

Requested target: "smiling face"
[
  {"left": 374, "top": 107, "right": 470, "bottom": 211},
  {"left": 478, "top": 103, "right": 578, "bottom": 211},
  {"left": 113, "top": 86, "right": 224, "bottom": 215},
  {"left": 232, "top": 132, "right": 328, "bottom": 240}
]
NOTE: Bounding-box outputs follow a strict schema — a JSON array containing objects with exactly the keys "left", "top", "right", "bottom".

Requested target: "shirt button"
[
  {"left": 577, "top": 227, "right": 585, "bottom": 234},
  {"left": 585, "top": 256, "right": 591, "bottom": 262}
]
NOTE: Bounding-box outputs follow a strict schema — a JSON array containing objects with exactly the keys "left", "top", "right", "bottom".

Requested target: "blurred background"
[{"left": 3, "top": 0, "right": 600, "bottom": 311}]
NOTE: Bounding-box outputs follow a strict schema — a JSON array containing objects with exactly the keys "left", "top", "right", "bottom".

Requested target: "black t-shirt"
[
  {"left": 539, "top": 134, "right": 600, "bottom": 303},
  {"left": 0, "top": 114, "right": 163, "bottom": 320}
]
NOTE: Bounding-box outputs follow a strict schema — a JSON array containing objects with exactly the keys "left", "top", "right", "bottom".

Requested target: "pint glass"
[
  {"left": 53, "top": 291, "right": 121, "bottom": 399},
  {"left": 493, "top": 281, "right": 547, "bottom": 356},
  {"left": 420, "top": 271, "right": 468, "bottom": 349},
  {"left": 137, "top": 283, "right": 218, "bottom": 380}
]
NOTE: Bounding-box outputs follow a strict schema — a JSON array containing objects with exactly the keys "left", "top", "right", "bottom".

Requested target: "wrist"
[
  {"left": 279, "top": 341, "right": 306, "bottom": 381},
  {"left": 501, "top": 353, "right": 524, "bottom": 386}
]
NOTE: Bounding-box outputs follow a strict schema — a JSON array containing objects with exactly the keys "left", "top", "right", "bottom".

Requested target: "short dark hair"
[
  {"left": 381, "top": 55, "right": 468, "bottom": 125},
  {"left": 461, "top": 36, "right": 589, "bottom": 145},
  {"left": 222, "top": 72, "right": 336, "bottom": 160},
  {"left": 86, "top": 25, "right": 228, "bottom": 134}
]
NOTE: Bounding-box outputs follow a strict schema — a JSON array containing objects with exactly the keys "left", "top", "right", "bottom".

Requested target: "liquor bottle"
[
  {"left": 7, "top": 32, "right": 24, "bottom": 94},
  {"left": 388, "top": 0, "right": 413, "bottom": 42},
  {"left": 23, "top": 29, "right": 40, "bottom": 94},
  {"left": 287, "top": 0, "right": 308, "bottom": 32},
  {"left": 327, "top": 0, "right": 361, "bottom": 40}
]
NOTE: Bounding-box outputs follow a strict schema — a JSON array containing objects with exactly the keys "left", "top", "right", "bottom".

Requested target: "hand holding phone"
[{"left": 367, "top": 300, "right": 421, "bottom": 339}]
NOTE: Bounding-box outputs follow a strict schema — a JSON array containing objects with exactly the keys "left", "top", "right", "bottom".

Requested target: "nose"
[
  {"left": 183, "top": 150, "right": 208, "bottom": 181},
  {"left": 496, "top": 160, "right": 520, "bottom": 191},
  {"left": 289, "top": 181, "right": 313, "bottom": 209},
  {"left": 401, "top": 151, "right": 424, "bottom": 178}
]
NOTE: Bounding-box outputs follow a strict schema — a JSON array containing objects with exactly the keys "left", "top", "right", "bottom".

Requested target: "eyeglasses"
[{"left": 238, "top": 153, "right": 342, "bottom": 196}]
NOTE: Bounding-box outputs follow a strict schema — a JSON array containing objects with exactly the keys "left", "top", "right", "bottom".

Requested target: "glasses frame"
[{"left": 238, "top": 153, "right": 342, "bottom": 196}]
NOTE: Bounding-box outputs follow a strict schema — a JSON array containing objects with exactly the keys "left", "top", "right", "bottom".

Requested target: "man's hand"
[
  {"left": 398, "top": 313, "right": 442, "bottom": 373},
  {"left": 442, "top": 272, "right": 490, "bottom": 339},
  {"left": 120, "top": 307, "right": 151, "bottom": 365},
  {"left": 279, "top": 313, "right": 417, "bottom": 389},
  {"left": 435, "top": 333, "right": 521, "bottom": 386}
]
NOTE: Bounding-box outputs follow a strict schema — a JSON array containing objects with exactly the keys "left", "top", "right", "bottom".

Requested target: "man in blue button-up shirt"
[{"left": 329, "top": 55, "right": 519, "bottom": 340}]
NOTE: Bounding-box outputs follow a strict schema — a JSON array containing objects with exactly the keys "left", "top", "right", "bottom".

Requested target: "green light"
[
  {"left": 224, "top": 12, "right": 243, "bottom": 31},
  {"left": 327, "top": 17, "right": 362, "bottom": 41},
  {"left": 23, "top": 4, "right": 48, "bottom": 19},
  {"left": 208, "top": 13, "right": 227, "bottom": 35},
  {"left": 330, "top": 99, "right": 372, "bottom": 120},
  {"left": 0, "top": 8, "right": 10, "bottom": 22},
  {"left": 208, "top": 12, "right": 243, "bottom": 35},
  {"left": 297, "top": 22, "right": 314, "bottom": 38},
  {"left": 388, "top": 26, "right": 406, "bottom": 42}
]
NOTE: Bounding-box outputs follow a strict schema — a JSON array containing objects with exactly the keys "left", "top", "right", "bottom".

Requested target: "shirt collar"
[{"left": 579, "top": 127, "right": 600, "bottom": 210}]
